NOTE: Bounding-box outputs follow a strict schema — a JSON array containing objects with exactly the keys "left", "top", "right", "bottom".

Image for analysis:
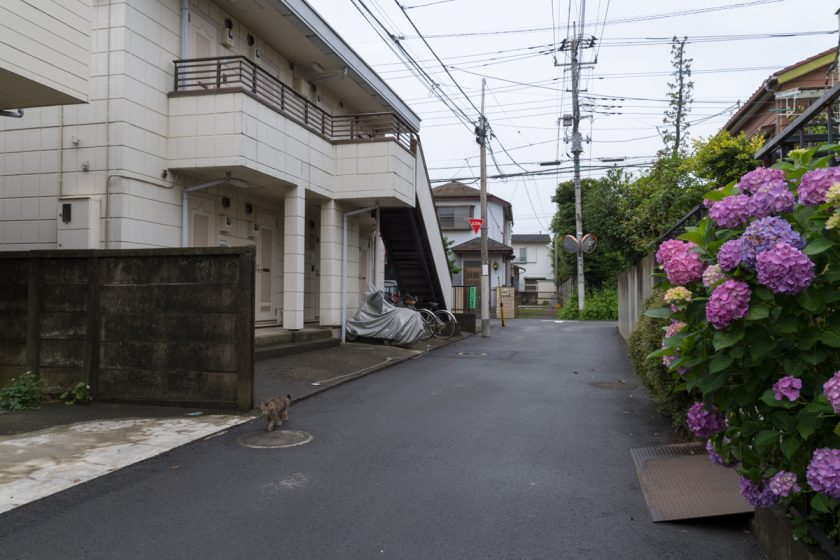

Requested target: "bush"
[
  {"left": 627, "top": 286, "right": 694, "bottom": 431},
  {"left": 559, "top": 287, "right": 618, "bottom": 320},
  {"left": 653, "top": 146, "right": 840, "bottom": 540},
  {"left": 60, "top": 382, "right": 92, "bottom": 405},
  {"left": 0, "top": 372, "right": 43, "bottom": 411}
]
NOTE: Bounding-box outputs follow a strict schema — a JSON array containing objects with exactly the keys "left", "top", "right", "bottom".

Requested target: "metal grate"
[{"left": 631, "top": 442, "right": 752, "bottom": 522}]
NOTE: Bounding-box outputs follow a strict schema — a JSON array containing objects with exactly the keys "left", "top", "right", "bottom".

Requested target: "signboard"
[
  {"left": 468, "top": 217, "right": 484, "bottom": 234},
  {"left": 468, "top": 286, "right": 477, "bottom": 309}
]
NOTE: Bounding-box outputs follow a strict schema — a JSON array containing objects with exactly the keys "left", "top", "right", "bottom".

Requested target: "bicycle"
[{"left": 404, "top": 297, "right": 457, "bottom": 340}]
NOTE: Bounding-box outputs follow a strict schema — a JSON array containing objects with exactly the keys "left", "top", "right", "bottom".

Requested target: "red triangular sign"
[{"left": 468, "top": 218, "right": 484, "bottom": 234}]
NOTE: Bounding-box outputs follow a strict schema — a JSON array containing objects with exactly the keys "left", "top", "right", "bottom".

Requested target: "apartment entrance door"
[{"left": 255, "top": 226, "right": 276, "bottom": 323}]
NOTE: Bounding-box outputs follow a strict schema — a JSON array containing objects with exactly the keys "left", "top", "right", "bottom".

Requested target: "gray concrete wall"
[
  {"left": 617, "top": 254, "right": 656, "bottom": 340},
  {"left": 0, "top": 248, "right": 254, "bottom": 410}
]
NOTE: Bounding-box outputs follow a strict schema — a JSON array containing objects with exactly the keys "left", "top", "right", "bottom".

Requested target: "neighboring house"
[
  {"left": 432, "top": 181, "right": 514, "bottom": 289},
  {"left": 724, "top": 48, "right": 838, "bottom": 143},
  {"left": 511, "top": 233, "right": 554, "bottom": 294},
  {"left": 0, "top": 0, "right": 451, "bottom": 330}
]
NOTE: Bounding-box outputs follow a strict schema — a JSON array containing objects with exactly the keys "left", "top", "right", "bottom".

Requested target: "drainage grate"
[
  {"left": 631, "top": 442, "right": 752, "bottom": 522},
  {"left": 238, "top": 429, "right": 313, "bottom": 449}
]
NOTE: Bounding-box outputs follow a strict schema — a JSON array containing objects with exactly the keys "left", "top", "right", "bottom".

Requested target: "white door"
[
  {"left": 189, "top": 197, "right": 214, "bottom": 247},
  {"left": 304, "top": 230, "right": 319, "bottom": 322},
  {"left": 255, "top": 226, "right": 275, "bottom": 323},
  {"left": 190, "top": 10, "right": 217, "bottom": 59}
]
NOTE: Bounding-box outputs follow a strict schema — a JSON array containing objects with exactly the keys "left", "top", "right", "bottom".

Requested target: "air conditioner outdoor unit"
[
  {"left": 219, "top": 214, "right": 233, "bottom": 233},
  {"left": 221, "top": 28, "right": 235, "bottom": 48}
]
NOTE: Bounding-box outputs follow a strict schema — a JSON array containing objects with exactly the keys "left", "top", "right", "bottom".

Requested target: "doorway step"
[{"left": 254, "top": 326, "right": 339, "bottom": 361}]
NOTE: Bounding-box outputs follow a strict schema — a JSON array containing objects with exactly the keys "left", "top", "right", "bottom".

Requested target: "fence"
[
  {"left": 0, "top": 248, "right": 255, "bottom": 410},
  {"left": 617, "top": 254, "right": 657, "bottom": 340}
]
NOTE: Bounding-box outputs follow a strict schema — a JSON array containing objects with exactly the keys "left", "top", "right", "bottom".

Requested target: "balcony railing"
[{"left": 172, "top": 56, "right": 416, "bottom": 153}]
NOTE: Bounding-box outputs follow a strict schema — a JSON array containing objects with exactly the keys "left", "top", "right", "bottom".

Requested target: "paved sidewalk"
[{"left": 0, "top": 331, "right": 471, "bottom": 515}]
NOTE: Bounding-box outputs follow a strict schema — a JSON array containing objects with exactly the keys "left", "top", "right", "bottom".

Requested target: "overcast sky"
[{"left": 307, "top": 0, "right": 839, "bottom": 236}]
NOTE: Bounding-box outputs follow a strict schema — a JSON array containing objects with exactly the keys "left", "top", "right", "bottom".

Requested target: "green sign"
[{"left": 468, "top": 286, "right": 477, "bottom": 309}]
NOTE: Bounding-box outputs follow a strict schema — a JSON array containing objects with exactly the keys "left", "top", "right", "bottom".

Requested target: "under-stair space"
[{"left": 254, "top": 326, "right": 339, "bottom": 361}]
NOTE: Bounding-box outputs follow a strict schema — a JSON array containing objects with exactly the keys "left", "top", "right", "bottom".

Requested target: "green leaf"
[
  {"left": 753, "top": 286, "right": 774, "bottom": 302},
  {"left": 821, "top": 330, "right": 840, "bottom": 349},
  {"left": 780, "top": 435, "right": 801, "bottom": 459},
  {"left": 803, "top": 346, "right": 828, "bottom": 365},
  {"left": 643, "top": 307, "right": 673, "bottom": 319},
  {"left": 749, "top": 337, "right": 775, "bottom": 361},
  {"left": 798, "top": 411, "right": 823, "bottom": 440},
  {"left": 678, "top": 229, "right": 704, "bottom": 245},
  {"left": 713, "top": 328, "right": 745, "bottom": 351},
  {"left": 797, "top": 291, "right": 822, "bottom": 313},
  {"left": 833, "top": 422, "right": 840, "bottom": 437},
  {"left": 754, "top": 430, "right": 780, "bottom": 454},
  {"left": 775, "top": 315, "right": 798, "bottom": 334},
  {"left": 812, "top": 494, "right": 832, "bottom": 514},
  {"left": 760, "top": 389, "right": 796, "bottom": 409},
  {"left": 804, "top": 238, "right": 834, "bottom": 256},
  {"left": 746, "top": 305, "right": 769, "bottom": 321},
  {"left": 709, "top": 352, "right": 734, "bottom": 374},
  {"left": 698, "top": 372, "right": 726, "bottom": 394}
]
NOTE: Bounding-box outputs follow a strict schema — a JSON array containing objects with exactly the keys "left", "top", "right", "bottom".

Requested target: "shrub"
[
  {"left": 651, "top": 146, "right": 840, "bottom": 540},
  {"left": 60, "top": 382, "right": 92, "bottom": 405},
  {"left": 0, "top": 372, "right": 43, "bottom": 411},
  {"left": 559, "top": 287, "right": 618, "bottom": 320},
  {"left": 627, "top": 286, "right": 694, "bottom": 431}
]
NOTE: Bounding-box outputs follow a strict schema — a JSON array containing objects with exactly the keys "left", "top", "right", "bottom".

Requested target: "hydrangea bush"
[{"left": 648, "top": 146, "right": 840, "bottom": 541}]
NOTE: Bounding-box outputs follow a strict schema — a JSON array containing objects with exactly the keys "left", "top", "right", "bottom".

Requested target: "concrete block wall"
[
  {"left": 617, "top": 254, "right": 656, "bottom": 340},
  {"left": 0, "top": 248, "right": 254, "bottom": 410},
  {"left": 334, "top": 141, "right": 415, "bottom": 205}
]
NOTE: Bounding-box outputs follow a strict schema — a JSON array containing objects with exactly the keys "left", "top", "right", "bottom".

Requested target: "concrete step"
[
  {"left": 254, "top": 337, "right": 340, "bottom": 361},
  {"left": 255, "top": 327, "right": 333, "bottom": 348}
]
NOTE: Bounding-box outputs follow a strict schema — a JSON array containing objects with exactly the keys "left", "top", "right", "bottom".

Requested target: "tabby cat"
[{"left": 260, "top": 394, "right": 291, "bottom": 432}]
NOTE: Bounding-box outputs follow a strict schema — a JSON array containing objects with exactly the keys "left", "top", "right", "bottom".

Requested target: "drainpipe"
[
  {"left": 341, "top": 206, "right": 376, "bottom": 344},
  {"left": 181, "top": 178, "right": 228, "bottom": 247},
  {"left": 181, "top": 0, "right": 189, "bottom": 59},
  {"left": 374, "top": 204, "right": 381, "bottom": 287}
]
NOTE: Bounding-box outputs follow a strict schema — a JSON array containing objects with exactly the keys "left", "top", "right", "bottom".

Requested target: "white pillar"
[
  {"left": 319, "top": 200, "right": 342, "bottom": 326},
  {"left": 283, "top": 185, "right": 305, "bottom": 330},
  {"left": 375, "top": 235, "right": 385, "bottom": 288}
]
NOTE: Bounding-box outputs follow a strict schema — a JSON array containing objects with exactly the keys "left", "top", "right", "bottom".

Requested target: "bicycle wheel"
[
  {"left": 418, "top": 309, "right": 436, "bottom": 340},
  {"left": 433, "top": 309, "right": 458, "bottom": 340}
]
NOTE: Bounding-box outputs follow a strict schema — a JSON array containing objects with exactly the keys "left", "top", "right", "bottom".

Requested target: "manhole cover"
[
  {"left": 237, "top": 429, "right": 313, "bottom": 449},
  {"left": 590, "top": 380, "right": 635, "bottom": 389},
  {"left": 457, "top": 352, "right": 488, "bottom": 357}
]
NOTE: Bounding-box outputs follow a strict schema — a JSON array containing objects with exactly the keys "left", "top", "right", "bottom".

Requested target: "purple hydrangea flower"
[
  {"left": 717, "top": 239, "right": 743, "bottom": 271},
  {"left": 706, "top": 279, "right": 751, "bottom": 329},
  {"left": 807, "top": 448, "right": 840, "bottom": 498},
  {"left": 823, "top": 371, "right": 840, "bottom": 414},
  {"left": 739, "top": 477, "right": 779, "bottom": 508},
  {"left": 756, "top": 242, "right": 815, "bottom": 295},
  {"left": 687, "top": 402, "right": 724, "bottom": 438},
  {"left": 773, "top": 376, "right": 802, "bottom": 402},
  {"left": 702, "top": 264, "right": 725, "bottom": 288},
  {"left": 769, "top": 471, "right": 800, "bottom": 497},
  {"left": 706, "top": 439, "right": 737, "bottom": 468},
  {"left": 709, "top": 195, "right": 751, "bottom": 228},
  {"left": 749, "top": 182, "right": 795, "bottom": 218},
  {"left": 738, "top": 167, "right": 787, "bottom": 195},
  {"left": 799, "top": 167, "right": 840, "bottom": 206},
  {"left": 741, "top": 216, "right": 805, "bottom": 269},
  {"left": 663, "top": 248, "right": 704, "bottom": 286}
]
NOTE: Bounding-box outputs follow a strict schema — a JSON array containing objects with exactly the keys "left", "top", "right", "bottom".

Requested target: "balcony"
[
  {"left": 171, "top": 57, "right": 416, "bottom": 154},
  {"left": 168, "top": 56, "right": 418, "bottom": 205}
]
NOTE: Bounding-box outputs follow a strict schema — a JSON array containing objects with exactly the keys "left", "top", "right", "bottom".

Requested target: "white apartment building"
[
  {"left": 511, "top": 233, "right": 555, "bottom": 293},
  {"left": 0, "top": 0, "right": 451, "bottom": 330}
]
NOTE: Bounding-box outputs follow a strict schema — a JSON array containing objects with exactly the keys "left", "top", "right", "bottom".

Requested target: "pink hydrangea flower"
[
  {"left": 799, "top": 167, "right": 840, "bottom": 206},
  {"left": 687, "top": 402, "right": 724, "bottom": 438},
  {"left": 807, "top": 448, "right": 840, "bottom": 498},
  {"left": 709, "top": 195, "right": 751, "bottom": 228},
  {"left": 755, "top": 242, "right": 814, "bottom": 295},
  {"left": 705, "top": 279, "right": 751, "bottom": 329},
  {"left": 737, "top": 167, "right": 787, "bottom": 195},
  {"left": 824, "top": 371, "right": 840, "bottom": 414}
]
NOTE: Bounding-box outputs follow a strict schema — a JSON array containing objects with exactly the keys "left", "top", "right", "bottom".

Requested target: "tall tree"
[{"left": 661, "top": 37, "right": 694, "bottom": 158}]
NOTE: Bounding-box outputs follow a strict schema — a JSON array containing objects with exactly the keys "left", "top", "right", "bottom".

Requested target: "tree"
[
  {"left": 443, "top": 236, "right": 460, "bottom": 275},
  {"left": 551, "top": 169, "right": 634, "bottom": 289},
  {"left": 690, "top": 130, "right": 764, "bottom": 187},
  {"left": 661, "top": 37, "right": 694, "bottom": 158}
]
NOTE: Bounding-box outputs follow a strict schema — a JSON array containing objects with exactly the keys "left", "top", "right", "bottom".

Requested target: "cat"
[{"left": 260, "top": 394, "right": 291, "bottom": 432}]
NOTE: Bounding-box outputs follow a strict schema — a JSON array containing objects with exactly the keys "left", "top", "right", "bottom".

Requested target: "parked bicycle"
[{"left": 400, "top": 294, "right": 458, "bottom": 340}]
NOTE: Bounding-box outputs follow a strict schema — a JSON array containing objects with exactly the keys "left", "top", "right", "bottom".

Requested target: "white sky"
[{"left": 307, "top": 0, "right": 840, "bottom": 234}]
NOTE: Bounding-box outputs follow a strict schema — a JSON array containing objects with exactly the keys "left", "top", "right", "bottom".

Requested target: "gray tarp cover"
[{"left": 346, "top": 285, "right": 425, "bottom": 346}]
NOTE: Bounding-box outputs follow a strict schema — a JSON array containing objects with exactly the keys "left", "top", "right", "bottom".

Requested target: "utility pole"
[
  {"left": 570, "top": 1, "right": 587, "bottom": 312},
  {"left": 479, "top": 79, "right": 490, "bottom": 337}
]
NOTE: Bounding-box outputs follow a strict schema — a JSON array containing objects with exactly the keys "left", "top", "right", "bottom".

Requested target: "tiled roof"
[
  {"left": 451, "top": 237, "right": 514, "bottom": 255},
  {"left": 512, "top": 234, "right": 551, "bottom": 244}
]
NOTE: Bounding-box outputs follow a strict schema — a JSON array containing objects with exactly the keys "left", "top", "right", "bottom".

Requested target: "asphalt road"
[{"left": 0, "top": 320, "right": 764, "bottom": 559}]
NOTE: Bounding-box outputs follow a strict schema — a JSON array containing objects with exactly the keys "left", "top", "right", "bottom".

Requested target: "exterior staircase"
[{"left": 254, "top": 326, "right": 338, "bottom": 361}]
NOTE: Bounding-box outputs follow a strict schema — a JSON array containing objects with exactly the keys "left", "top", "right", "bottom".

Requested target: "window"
[
  {"left": 518, "top": 247, "right": 528, "bottom": 262},
  {"left": 525, "top": 278, "right": 537, "bottom": 292},
  {"left": 438, "top": 206, "right": 472, "bottom": 229}
]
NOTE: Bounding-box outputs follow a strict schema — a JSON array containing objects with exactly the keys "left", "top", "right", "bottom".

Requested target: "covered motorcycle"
[{"left": 345, "top": 285, "right": 425, "bottom": 346}]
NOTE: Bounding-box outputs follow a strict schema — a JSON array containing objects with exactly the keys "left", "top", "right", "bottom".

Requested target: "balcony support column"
[
  {"left": 319, "top": 200, "right": 342, "bottom": 327},
  {"left": 283, "top": 185, "right": 306, "bottom": 330}
]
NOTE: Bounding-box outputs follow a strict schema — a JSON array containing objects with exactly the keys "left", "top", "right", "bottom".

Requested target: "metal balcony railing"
[{"left": 172, "top": 56, "right": 416, "bottom": 153}]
